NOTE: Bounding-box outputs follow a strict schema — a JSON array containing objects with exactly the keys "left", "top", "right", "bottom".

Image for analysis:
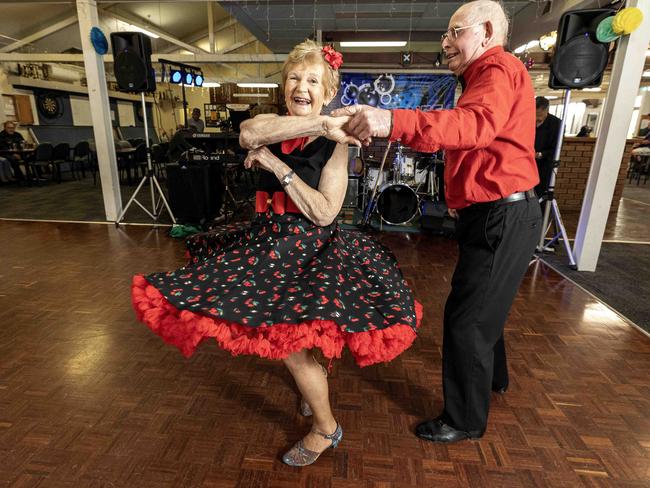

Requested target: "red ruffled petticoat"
[{"left": 132, "top": 275, "right": 423, "bottom": 367}]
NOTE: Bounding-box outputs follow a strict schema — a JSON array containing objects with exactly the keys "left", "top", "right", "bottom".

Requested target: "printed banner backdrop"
[{"left": 328, "top": 73, "right": 457, "bottom": 112}]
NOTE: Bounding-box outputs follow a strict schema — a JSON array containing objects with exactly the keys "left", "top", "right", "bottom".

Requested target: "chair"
[
  {"left": 72, "top": 141, "right": 91, "bottom": 180},
  {"left": 628, "top": 153, "right": 650, "bottom": 185},
  {"left": 133, "top": 143, "right": 148, "bottom": 179},
  {"left": 115, "top": 140, "right": 134, "bottom": 183},
  {"left": 30, "top": 143, "right": 54, "bottom": 185},
  {"left": 129, "top": 138, "right": 144, "bottom": 148},
  {"left": 51, "top": 143, "right": 71, "bottom": 183},
  {"left": 151, "top": 143, "right": 169, "bottom": 180}
]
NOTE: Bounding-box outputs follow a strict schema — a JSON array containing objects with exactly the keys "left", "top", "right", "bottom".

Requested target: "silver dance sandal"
[{"left": 282, "top": 423, "right": 343, "bottom": 467}]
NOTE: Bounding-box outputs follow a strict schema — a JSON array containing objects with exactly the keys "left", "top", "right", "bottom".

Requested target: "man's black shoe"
[
  {"left": 415, "top": 417, "right": 483, "bottom": 443},
  {"left": 492, "top": 383, "right": 508, "bottom": 394}
]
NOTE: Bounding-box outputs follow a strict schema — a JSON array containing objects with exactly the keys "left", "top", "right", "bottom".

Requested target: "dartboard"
[{"left": 37, "top": 92, "right": 62, "bottom": 119}]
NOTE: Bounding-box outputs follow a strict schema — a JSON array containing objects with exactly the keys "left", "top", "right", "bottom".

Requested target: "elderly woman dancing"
[{"left": 132, "top": 40, "right": 422, "bottom": 466}]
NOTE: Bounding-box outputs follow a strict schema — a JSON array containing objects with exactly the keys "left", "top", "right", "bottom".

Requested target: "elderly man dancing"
[{"left": 335, "top": 0, "right": 541, "bottom": 443}]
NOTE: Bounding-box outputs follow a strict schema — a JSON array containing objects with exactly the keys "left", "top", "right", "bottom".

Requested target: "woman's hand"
[
  {"left": 323, "top": 115, "right": 361, "bottom": 146},
  {"left": 244, "top": 146, "right": 280, "bottom": 172}
]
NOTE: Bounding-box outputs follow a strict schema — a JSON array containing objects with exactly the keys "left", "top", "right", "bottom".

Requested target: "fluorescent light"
[
  {"left": 647, "top": 50, "right": 650, "bottom": 57},
  {"left": 202, "top": 82, "right": 221, "bottom": 88},
  {"left": 126, "top": 24, "right": 159, "bottom": 39},
  {"left": 526, "top": 40, "right": 540, "bottom": 50},
  {"left": 236, "top": 82, "right": 278, "bottom": 88},
  {"left": 644, "top": 70, "right": 650, "bottom": 78},
  {"left": 339, "top": 41, "right": 407, "bottom": 47},
  {"left": 546, "top": 96, "right": 559, "bottom": 100},
  {"left": 233, "top": 93, "right": 269, "bottom": 98},
  {"left": 514, "top": 44, "right": 526, "bottom": 54},
  {"left": 583, "top": 88, "right": 601, "bottom": 92}
]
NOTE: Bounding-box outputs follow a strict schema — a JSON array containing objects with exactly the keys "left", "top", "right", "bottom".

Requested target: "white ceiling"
[
  {"left": 0, "top": 0, "right": 591, "bottom": 55},
  {"left": 0, "top": 0, "right": 646, "bottom": 96}
]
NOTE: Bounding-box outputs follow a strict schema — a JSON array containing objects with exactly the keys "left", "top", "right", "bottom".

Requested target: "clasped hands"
[{"left": 327, "top": 105, "right": 393, "bottom": 147}]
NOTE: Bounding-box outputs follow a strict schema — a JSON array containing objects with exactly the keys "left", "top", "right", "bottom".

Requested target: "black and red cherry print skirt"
[{"left": 132, "top": 211, "right": 422, "bottom": 367}]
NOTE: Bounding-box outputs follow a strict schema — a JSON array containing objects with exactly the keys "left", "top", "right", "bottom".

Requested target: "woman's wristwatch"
[{"left": 280, "top": 169, "right": 295, "bottom": 188}]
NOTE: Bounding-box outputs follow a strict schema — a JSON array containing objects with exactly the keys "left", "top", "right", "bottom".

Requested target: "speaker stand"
[
  {"left": 117, "top": 93, "right": 176, "bottom": 226},
  {"left": 536, "top": 89, "right": 577, "bottom": 269}
]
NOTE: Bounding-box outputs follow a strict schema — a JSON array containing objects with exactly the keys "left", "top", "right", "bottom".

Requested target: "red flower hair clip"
[{"left": 322, "top": 45, "right": 343, "bottom": 70}]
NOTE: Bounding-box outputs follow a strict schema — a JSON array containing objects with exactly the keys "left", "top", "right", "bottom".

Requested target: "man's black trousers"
[{"left": 442, "top": 196, "right": 541, "bottom": 434}]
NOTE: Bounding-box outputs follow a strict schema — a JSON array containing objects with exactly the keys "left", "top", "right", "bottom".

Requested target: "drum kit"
[{"left": 348, "top": 142, "right": 444, "bottom": 227}]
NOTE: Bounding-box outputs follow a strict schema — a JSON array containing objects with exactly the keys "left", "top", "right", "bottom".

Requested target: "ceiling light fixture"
[
  {"left": 202, "top": 82, "right": 221, "bottom": 88},
  {"left": 126, "top": 24, "right": 159, "bottom": 39},
  {"left": 233, "top": 93, "right": 269, "bottom": 97},
  {"left": 236, "top": 82, "right": 278, "bottom": 88},
  {"left": 526, "top": 40, "right": 540, "bottom": 50},
  {"left": 514, "top": 44, "right": 527, "bottom": 54},
  {"left": 340, "top": 41, "right": 407, "bottom": 47}
]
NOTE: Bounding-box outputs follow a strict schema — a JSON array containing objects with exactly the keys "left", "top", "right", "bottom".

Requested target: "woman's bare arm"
[
  {"left": 245, "top": 143, "right": 349, "bottom": 226},
  {"left": 239, "top": 114, "right": 359, "bottom": 150}
]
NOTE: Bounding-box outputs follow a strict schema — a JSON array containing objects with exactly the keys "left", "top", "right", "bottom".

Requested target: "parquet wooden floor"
[{"left": 1, "top": 220, "right": 649, "bottom": 488}]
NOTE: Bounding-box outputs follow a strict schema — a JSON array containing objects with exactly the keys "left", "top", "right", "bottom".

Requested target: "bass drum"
[{"left": 377, "top": 183, "right": 419, "bottom": 225}]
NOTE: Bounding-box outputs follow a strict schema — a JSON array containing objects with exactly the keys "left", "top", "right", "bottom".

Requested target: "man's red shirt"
[{"left": 390, "top": 46, "right": 539, "bottom": 209}]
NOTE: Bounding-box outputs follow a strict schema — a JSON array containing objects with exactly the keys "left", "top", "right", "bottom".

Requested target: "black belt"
[
  {"left": 493, "top": 189, "right": 537, "bottom": 206},
  {"left": 459, "top": 189, "right": 537, "bottom": 216}
]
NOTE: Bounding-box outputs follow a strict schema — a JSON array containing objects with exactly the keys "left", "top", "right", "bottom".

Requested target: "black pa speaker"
[
  {"left": 166, "top": 163, "right": 223, "bottom": 224},
  {"left": 549, "top": 9, "right": 615, "bottom": 90},
  {"left": 110, "top": 32, "right": 156, "bottom": 92}
]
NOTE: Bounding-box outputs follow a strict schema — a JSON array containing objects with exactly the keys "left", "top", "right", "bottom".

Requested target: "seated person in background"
[
  {"left": 0, "top": 121, "right": 25, "bottom": 149},
  {"left": 576, "top": 125, "right": 592, "bottom": 137},
  {"left": 187, "top": 108, "right": 205, "bottom": 133},
  {"left": 0, "top": 121, "right": 26, "bottom": 180},
  {"left": 168, "top": 125, "right": 196, "bottom": 162},
  {"left": 534, "top": 96, "right": 562, "bottom": 198},
  {"left": 0, "top": 156, "right": 15, "bottom": 183},
  {"left": 631, "top": 131, "right": 650, "bottom": 159}
]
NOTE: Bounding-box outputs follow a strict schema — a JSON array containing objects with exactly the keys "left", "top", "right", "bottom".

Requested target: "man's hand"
[
  {"left": 448, "top": 209, "right": 459, "bottom": 219},
  {"left": 323, "top": 115, "right": 361, "bottom": 146},
  {"left": 331, "top": 105, "right": 392, "bottom": 144},
  {"left": 244, "top": 146, "right": 280, "bottom": 172}
]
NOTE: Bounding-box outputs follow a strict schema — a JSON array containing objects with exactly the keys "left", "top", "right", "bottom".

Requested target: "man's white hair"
[{"left": 459, "top": 0, "right": 510, "bottom": 47}]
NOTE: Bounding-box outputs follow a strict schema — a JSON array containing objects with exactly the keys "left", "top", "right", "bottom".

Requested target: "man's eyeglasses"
[{"left": 441, "top": 22, "right": 486, "bottom": 43}]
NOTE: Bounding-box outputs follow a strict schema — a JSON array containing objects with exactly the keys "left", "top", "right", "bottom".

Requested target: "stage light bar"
[
  {"left": 236, "top": 82, "right": 278, "bottom": 88},
  {"left": 194, "top": 74, "right": 204, "bottom": 87},
  {"left": 339, "top": 41, "right": 407, "bottom": 47},
  {"left": 185, "top": 72, "right": 194, "bottom": 85}
]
